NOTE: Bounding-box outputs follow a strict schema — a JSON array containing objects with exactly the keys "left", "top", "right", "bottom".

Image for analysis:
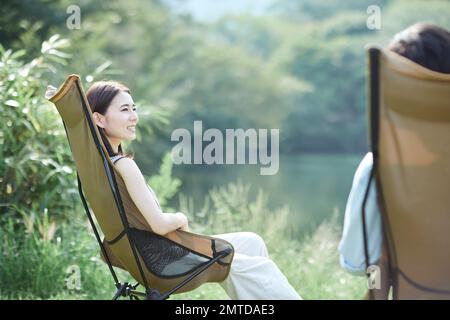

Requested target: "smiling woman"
[{"left": 86, "top": 81, "right": 138, "bottom": 157}]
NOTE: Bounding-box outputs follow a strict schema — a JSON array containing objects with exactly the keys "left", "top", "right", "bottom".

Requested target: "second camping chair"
[
  {"left": 47, "top": 75, "right": 234, "bottom": 300},
  {"left": 363, "top": 46, "right": 450, "bottom": 299}
]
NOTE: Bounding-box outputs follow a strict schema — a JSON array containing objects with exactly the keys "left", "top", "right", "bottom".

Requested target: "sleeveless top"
[{"left": 110, "top": 154, "right": 162, "bottom": 209}]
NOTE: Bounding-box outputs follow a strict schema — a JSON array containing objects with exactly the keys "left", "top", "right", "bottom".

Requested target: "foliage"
[
  {"left": 0, "top": 180, "right": 366, "bottom": 300},
  {"left": 0, "top": 37, "right": 78, "bottom": 224},
  {"left": 173, "top": 182, "right": 367, "bottom": 300},
  {"left": 0, "top": 212, "right": 130, "bottom": 299},
  {"left": 2, "top": 0, "right": 450, "bottom": 161},
  {"left": 148, "top": 152, "right": 182, "bottom": 209},
  {"left": 178, "top": 180, "right": 291, "bottom": 241}
]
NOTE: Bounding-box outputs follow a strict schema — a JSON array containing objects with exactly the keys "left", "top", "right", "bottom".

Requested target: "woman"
[{"left": 46, "top": 81, "right": 301, "bottom": 300}]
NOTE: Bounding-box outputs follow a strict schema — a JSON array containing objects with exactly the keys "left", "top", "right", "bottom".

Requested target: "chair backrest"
[
  {"left": 49, "top": 75, "right": 233, "bottom": 294},
  {"left": 368, "top": 47, "right": 450, "bottom": 299}
]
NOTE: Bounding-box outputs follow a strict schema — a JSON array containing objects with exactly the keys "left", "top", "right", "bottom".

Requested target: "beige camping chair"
[
  {"left": 363, "top": 46, "right": 450, "bottom": 299},
  {"left": 48, "top": 75, "right": 234, "bottom": 300}
]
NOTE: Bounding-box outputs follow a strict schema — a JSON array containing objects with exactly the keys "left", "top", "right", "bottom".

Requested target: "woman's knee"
[
  {"left": 219, "top": 231, "right": 269, "bottom": 256},
  {"left": 243, "top": 232, "right": 267, "bottom": 250}
]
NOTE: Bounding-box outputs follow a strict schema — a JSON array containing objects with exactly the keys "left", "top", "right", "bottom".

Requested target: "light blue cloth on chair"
[{"left": 338, "top": 152, "right": 383, "bottom": 276}]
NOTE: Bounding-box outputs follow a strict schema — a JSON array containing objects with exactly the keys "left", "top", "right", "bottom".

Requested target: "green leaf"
[{"left": 10, "top": 50, "right": 26, "bottom": 60}]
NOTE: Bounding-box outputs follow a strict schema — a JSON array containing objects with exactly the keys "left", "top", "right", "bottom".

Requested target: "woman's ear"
[{"left": 93, "top": 112, "right": 105, "bottom": 128}]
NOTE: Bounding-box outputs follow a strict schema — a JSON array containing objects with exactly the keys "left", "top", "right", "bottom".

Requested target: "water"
[{"left": 171, "top": 153, "right": 363, "bottom": 236}]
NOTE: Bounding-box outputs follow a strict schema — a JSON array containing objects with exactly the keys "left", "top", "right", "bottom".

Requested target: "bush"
[{"left": 0, "top": 36, "right": 78, "bottom": 225}]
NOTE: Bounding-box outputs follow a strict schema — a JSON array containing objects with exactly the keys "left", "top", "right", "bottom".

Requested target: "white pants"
[{"left": 213, "top": 232, "right": 302, "bottom": 300}]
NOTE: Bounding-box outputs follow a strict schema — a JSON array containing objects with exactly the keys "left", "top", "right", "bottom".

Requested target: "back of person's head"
[{"left": 388, "top": 23, "right": 450, "bottom": 74}]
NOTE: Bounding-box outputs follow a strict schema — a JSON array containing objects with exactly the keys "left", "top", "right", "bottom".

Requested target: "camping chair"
[
  {"left": 362, "top": 46, "right": 450, "bottom": 299},
  {"left": 47, "top": 75, "right": 234, "bottom": 300}
]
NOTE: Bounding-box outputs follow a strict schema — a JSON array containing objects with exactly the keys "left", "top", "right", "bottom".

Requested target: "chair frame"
[{"left": 362, "top": 47, "right": 450, "bottom": 300}]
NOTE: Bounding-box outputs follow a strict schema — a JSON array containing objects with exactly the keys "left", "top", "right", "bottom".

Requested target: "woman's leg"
[
  {"left": 214, "top": 232, "right": 302, "bottom": 300},
  {"left": 214, "top": 232, "right": 269, "bottom": 257}
]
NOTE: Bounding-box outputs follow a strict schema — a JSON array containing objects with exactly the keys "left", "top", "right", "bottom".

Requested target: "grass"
[
  {"left": 172, "top": 215, "right": 367, "bottom": 300},
  {"left": 0, "top": 217, "right": 365, "bottom": 300},
  {"left": 0, "top": 182, "right": 367, "bottom": 300}
]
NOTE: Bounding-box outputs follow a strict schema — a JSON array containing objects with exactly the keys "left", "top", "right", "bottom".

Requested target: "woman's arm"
[{"left": 114, "top": 157, "right": 188, "bottom": 235}]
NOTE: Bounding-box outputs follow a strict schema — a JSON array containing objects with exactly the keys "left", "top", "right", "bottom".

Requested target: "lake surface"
[{"left": 171, "top": 153, "right": 363, "bottom": 237}]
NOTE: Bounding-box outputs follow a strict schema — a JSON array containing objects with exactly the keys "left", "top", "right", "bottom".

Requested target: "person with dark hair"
[
  {"left": 388, "top": 23, "right": 450, "bottom": 73},
  {"left": 46, "top": 78, "right": 301, "bottom": 300},
  {"left": 339, "top": 23, "right": 450, "bottom": 276}
]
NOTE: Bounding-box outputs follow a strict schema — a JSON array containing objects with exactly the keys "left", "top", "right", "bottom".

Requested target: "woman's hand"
[
  {"left": 45, "top": 85, "right": 58, "bottom": 100},
  {"left": 175, "top": 212, "right": 190, "bottom": 232}
]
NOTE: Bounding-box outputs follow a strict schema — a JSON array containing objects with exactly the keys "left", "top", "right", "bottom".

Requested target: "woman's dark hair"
[
  {"left": 388, "top": 23, "right": 450, "bottom": 74},
  {"left": 86, "top": 80, "right": 134, "bottom": 158}
]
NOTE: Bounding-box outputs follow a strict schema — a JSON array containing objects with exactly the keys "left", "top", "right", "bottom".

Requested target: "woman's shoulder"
[
  {"left": 110, "top": 154, "right": 127, "bottom": 164},
  {"left": 112, "top": 156, "right": 142, "bottom": 181}
]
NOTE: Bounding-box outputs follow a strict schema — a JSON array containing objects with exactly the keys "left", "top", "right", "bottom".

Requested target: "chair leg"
[
  {"left": 112, "top": 282, "right": 129, "bottom": 300},
  {"left": 113, "top": 249, "right": 232, "bottom": 300},
  {"left": 112, "top": 282, "right": 146, "bottom": 300},
  {"left": 145, "top": 288, "right": 164, "bottom": 300}
]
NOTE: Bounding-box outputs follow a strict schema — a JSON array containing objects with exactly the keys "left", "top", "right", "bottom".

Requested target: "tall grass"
[
  {"left": 0, "top": 211, "right": 121, "bottom": 299},
  {"left": 173, "top": 184, "right": 367, "bottom": 300},
  {"left": 1, "top": 180, "right": 366, "bottom": 300}
]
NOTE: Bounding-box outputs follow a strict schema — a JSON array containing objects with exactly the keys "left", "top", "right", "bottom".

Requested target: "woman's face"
[{"left": 94, "top": 91, "right": 139, "bottom": 143}]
